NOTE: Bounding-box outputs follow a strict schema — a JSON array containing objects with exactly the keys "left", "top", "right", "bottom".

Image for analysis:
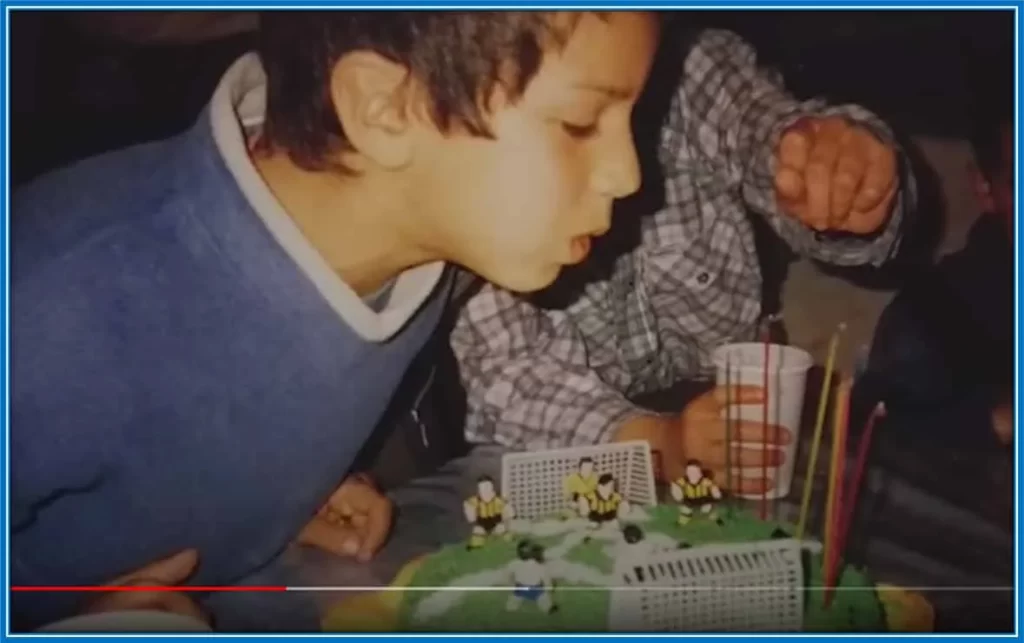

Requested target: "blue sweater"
[{"left": 10, "top": 55, "right": 449, "bottom": 628}]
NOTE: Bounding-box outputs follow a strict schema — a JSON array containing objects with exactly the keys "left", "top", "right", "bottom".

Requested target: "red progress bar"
[{"left": 11, "top": 586, "right": 286, "bottom": 592}]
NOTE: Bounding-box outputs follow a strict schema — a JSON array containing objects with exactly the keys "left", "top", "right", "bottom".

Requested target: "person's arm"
[
  {"left": 661, "top": 29, "right": 915, "bottom": 267},
  {"left": 450, "top": 283, "right": 660, "bottom": 450},
  {"left": 10, "top": 299, "right": 121, "bottom": 629}
]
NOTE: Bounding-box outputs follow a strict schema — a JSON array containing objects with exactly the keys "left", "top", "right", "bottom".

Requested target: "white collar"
[{"left": 208, "top": 53, "right": 445, "bottom": 342}]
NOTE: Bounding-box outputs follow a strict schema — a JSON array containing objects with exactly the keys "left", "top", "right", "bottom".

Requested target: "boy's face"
[{"left": 409, "top": 12, "right": 660, "bottom": 292}]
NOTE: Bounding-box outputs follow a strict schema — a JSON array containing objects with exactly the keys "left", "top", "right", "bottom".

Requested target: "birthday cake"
[{"left": 324, "top": 442, "right": 932, "bottom": 633}]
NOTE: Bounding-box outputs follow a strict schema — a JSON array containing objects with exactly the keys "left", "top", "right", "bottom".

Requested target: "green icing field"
[{"left": 397, "top": 505, "right": 885, "bottom": 632}]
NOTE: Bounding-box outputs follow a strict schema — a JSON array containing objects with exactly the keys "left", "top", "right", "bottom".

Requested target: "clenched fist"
[{"left": 775, "top": 116, "right": 899, "bottom": 234}]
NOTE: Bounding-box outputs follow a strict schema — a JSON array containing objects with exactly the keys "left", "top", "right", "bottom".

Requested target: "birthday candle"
[
  {"left": 724, "top": 354, "right": 732, "bottom": 504},
  {"left": 833, "top": 403, "right": 887, "bottom": 582},
  {"left": 823, "top": 377, "right": 851, "bottom": 605},
  {"left": 797, "top": 324, "right": 844, "bottom": 539},
  {"left": 761, "top": 329, "right": 770, "bottom": 519}
]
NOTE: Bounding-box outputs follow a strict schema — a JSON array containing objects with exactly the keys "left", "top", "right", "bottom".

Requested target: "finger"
[
  {"left": 776, "top": 125, "right": 812, "bottom": 197},
  {"left": 775, "top": 167, "right": 806, "bottom": 207},
  {"left": 731, "top": 420, "right": 792, "bottom": 445},
  {"left": 329, "top": 475, "right": 380, "bottom": 511},
  {"left": 298, "top": 516, "right": 361, "bottom": 558},
  {"left": 804, "top": 122, "right": 843, "bottom": 228},
  {"left": 702, "top": 443, "right": 786, "bottom": 469},
  {"left": 730, "top": 444, "right": 786, "bottom": 468},
  {"left": 847, "top": 165, "right": 898, "bottom": 235},
  {"left": 777, "top": 121, "right": 813, "bottom": 173},
  {"left": 109, "top": 549, "right": 199, "bottom": 587},
  {"left": 336, "top": 501, "right": 356, "bottom": 519},
  {"left": 356, "top": 495, "right": 394, "bottom": 562},
  {"left": 319, "top": 506, "right": 344, "bottom": 525},
  {"left": 323, "top": 472, "right": 376, "bottom": 510},
  {"left": 852, "top": 135, "right": 898, "bottom": 213},
  {"left": 847, "top": 185, "right": 897, "bottom": 235},
  {"left": 706, "top": 467, "right": 774, "bottom": 496},
  {"left": 830, "top": 139, "right": 867, "bottom": 224},
  {"left": 711, "top": 384, "right": 765, "bottom": 408},
  {"left": 350, "top": 512, "right": 369, "bottom": 529}
]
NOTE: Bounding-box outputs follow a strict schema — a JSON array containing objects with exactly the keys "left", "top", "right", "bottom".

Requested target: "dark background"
[
  {"left": 8, "top": 10, "right": 1017, "bottom": 632},
  {"left": 9, "top": 10, "right": 1015, "bottom": 186}
]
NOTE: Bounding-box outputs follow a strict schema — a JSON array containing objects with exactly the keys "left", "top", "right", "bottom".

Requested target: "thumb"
[
  {"left": 111, "top": 549, "right": 199, "bottom": 587},
  {"left": 776, "top": 125, "right": 811, "bottom": 204},
  {"left": 298, "top": 516, "right": 362, "bottom": 558}
]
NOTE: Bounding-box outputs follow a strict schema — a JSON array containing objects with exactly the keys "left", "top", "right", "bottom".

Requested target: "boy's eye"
[{"left": 561, "top": 121, "right": 599, "bottom": 139}]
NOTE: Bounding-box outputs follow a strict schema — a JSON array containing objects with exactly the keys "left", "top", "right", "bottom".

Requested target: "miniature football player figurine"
[
  {"left": 506, "top": 539, "right": 557, "bottom": 614},
  {"left": 464, "top": 475, "right": 515, "bottom": 550},
  {"left": 562, "top": 456, "right": 599, "bottom": 518},
  {"left": 670, "top": 460, "right": 723, "bottom": 525},
  {"left": 563, "top": 457, "right": 599, "bottom": 503},
  {"left": 578, "top": 473, "right": 630, "bottom": 529}
]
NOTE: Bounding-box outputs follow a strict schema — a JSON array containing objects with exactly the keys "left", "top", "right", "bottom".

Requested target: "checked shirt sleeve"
[
  {"left": 450, "top": 282, "right": 653, "bottom": 451},
  {"left": 661, "top": 29, "right": 915, "bottom": 268}
]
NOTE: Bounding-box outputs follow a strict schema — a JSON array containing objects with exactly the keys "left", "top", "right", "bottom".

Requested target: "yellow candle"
[{"left": 796, "top": 325, "right": 842, "bottom": 539}]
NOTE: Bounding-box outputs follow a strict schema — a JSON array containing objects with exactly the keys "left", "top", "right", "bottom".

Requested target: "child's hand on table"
[
  {"left": 297, "top": 473, "right": 393, "bottom": 562},
  {"left": 613, "top": 385, "right": 791, "bottom": 495},
  {"left": 85, "top": 548, "right": 209, "bottom": 624}
]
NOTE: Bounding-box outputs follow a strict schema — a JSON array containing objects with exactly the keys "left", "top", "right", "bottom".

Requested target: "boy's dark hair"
[
  {"left": 258, "top": 11, "right": 593, "bottom": 172},
  {"left": 598, "top": 473, "right": 614, "bottom": 485},
  {"left": 579, "top": 457, "right": 594, "bottom": 466},
  {"left": 966, "top": 45, "right": 1014, "bottom": 178}
]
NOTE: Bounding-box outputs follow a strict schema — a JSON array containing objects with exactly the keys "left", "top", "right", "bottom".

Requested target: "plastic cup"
[{"left": 712, "top": 342, "right": 813, "bottom": 500}]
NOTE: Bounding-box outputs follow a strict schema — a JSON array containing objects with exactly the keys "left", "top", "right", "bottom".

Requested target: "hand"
[
  {"left": 614, "top": 386, "right": 791, "bottom": 495},
  {"left": 85, "top": 549, "right": 209, "bottom": 625},
  {"left": 296, "top": 474, "right": 393, "bottom": 562},
  {"left": 775, "top": 116, "right": 898, "bottom": 234}
]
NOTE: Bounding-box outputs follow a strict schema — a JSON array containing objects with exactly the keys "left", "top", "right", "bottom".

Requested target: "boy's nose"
[{"left": 592, "top": 134, "right": 642, "bottom": 200}]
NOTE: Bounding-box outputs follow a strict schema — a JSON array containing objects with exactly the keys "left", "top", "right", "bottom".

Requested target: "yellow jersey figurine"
[
  {"left": 562, "top": 457, "right": 599, "bottom": 517},
  {"left": 463, "top": 476, "right": 515, "bottom": 549},
  {"left": 577, "top": 473, "right": 630, "bottom": 529},
  {"left": 670, "top": 460, "right": 723, "bottom": 525}
]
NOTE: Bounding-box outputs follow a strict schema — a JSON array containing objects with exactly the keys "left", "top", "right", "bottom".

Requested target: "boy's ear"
[
  {"left": 328, "top": 51, "right": 417, "bottom": 170},
  {"left": 968, "top": 160, "right": 995, "bottom": 214}
]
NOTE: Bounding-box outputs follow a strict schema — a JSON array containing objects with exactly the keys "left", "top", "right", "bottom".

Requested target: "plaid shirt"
[{"left": 451, "top": 29, "right": 915, "bottom": 451}]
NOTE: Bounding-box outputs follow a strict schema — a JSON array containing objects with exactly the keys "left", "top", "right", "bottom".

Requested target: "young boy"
[
  {"left": 11, "top": 11, "right": 661, "bottom": 630},
  {"left": 449, "top": 27, "right": 910, "bottom": 493},
  {"left": 856, "top": 69, "right": 1013, "bottom": 447}
]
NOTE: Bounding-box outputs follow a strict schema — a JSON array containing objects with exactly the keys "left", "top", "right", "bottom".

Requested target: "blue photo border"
[{"left": 0, "top": 1, "right": 1019, "bottom": 640}]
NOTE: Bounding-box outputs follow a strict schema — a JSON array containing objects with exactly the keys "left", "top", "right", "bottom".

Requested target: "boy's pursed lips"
[{"left": 564, "top": 217, "right": 612, "bottom": 264}]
